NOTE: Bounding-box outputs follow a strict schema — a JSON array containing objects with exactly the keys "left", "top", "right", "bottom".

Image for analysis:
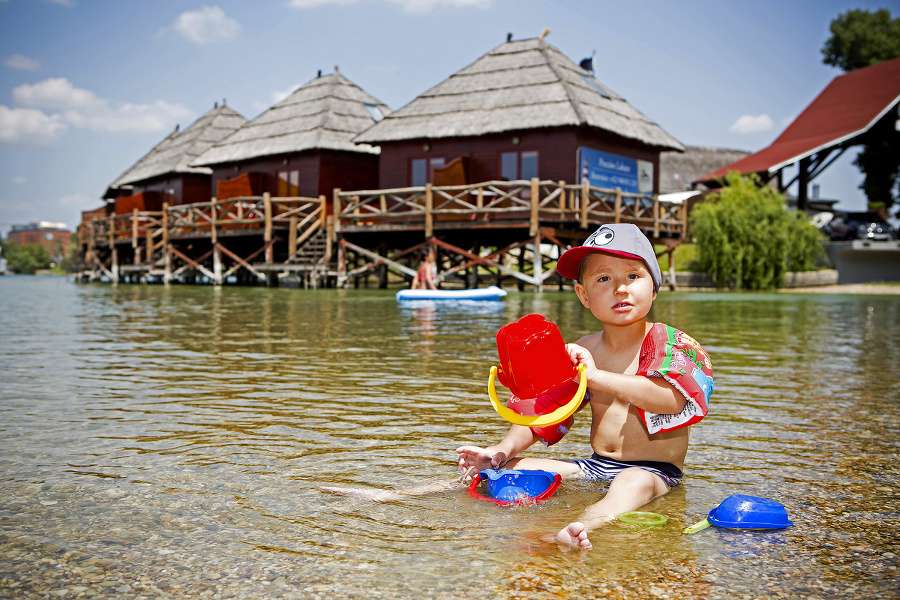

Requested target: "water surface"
[{"left": 1, "top": 276, "right": 898, "bottom": 598}]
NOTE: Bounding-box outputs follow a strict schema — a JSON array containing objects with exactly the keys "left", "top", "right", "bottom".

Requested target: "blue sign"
[{"left": 578, "top": 148, "right": 652, "bottom": 194}]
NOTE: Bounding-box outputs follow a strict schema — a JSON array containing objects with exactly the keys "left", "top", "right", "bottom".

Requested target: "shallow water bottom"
[{"left": 1, "top": 278, "right": 899, "bottom": 598}]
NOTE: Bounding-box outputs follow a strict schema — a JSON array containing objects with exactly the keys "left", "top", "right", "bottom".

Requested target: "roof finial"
[{"left": 540, "top": 28, "right": 550, "bottom": 40}]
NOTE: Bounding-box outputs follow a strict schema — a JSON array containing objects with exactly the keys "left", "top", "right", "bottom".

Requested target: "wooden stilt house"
[
  {"left": 108, "top": 103, "right": 247, "bottom": 209},
  {"left": 190, "top": 70, "right": 391, "bottom": 200},
  {"left": 353, "top": 35, "right": 684, "bottom": 192}
]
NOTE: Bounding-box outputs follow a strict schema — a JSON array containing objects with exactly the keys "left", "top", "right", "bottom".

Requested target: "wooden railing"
[
  {"left": 80, "top": 181, "right": 685, "bottom": 263},
  {"left": 82, "top": 194, "right": 328, "bottom": 261},
  {"left": 335, "top": 179, "right": 686, "bottom": 238}
]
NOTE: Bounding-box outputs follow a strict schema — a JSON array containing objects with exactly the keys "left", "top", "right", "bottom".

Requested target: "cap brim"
[{"left": 556, "top": 246, "right": 645, "bottom": 281}]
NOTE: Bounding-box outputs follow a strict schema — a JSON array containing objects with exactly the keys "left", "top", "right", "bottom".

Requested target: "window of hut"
[
  {"left": 364, "top": 103, "right": 385, "bottom": 122},
  {"left": 411, "top": 157, "right": 445, "bottom": 186},
  {"left": 500, "top": 150, "right": 539, "bottom": 181},
  {"left": 278, "top": 170, "right": 299, "bottom": 196}
]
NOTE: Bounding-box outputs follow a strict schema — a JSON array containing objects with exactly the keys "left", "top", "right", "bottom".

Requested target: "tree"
[
  {"left": 822, "top": 8, "right": 900, "bottom": 217},
  {"left": 0, "top": 240, "right": 52, "bottom": 274},
  {"left": 821, "top": 8, "right": 900, "bottom": 71},
  {"left": 690, "top": 173, "right": 824, "bottom": 290}
]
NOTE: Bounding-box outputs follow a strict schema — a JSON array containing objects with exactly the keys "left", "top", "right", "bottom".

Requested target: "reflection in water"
[{"left": 0, "top": 277, "right": 897, "bottom": 598}]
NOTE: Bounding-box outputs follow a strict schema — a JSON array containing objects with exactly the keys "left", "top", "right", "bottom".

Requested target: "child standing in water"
[
  {"left": 411, "top": 249, "right": 437, "bottom": 290},
  {"left": 457, "top": 224, "right": 713, "bottom": 549}
]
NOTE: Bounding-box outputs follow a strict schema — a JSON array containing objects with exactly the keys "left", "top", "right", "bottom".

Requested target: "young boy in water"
[{"left": 457, "top": 223, "right": 714, "bottom": 549}]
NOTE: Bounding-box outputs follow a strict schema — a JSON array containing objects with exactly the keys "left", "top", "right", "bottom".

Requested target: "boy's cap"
[{"left": 557, "top": 223, "right": 662, "bottom": 291}]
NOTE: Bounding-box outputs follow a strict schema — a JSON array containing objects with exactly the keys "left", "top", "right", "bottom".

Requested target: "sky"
[{"left": 1, "top": 0, "right": 896, "bottom": 236}]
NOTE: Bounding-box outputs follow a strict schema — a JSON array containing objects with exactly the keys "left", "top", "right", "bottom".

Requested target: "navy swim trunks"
[{"left": 567, "top": 453, "right": 683, "bottom": 488}]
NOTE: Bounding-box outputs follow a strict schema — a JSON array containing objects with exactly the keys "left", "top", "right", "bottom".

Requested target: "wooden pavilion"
[{"left": 107, "top": 103, "right": 247, "bottom": 209}]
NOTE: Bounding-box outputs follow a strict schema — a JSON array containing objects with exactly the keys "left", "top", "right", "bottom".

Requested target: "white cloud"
[
  {"left": 287, "top": 0, "right": 491, "bottom": 11},
  {"left": 3, "top": 78, "right": 192, "bottom": 145},
  {"left": 13, "top": 77, "right": 103, "bottom": 111},
  {"left": 171, "top": 6, "right": 241, "bottom": 44},
  {"left": 287, "top": 0, "right": 359, "bottom": 7},
  {"left": 729, "top": 113, "right": 775, "bottom": 134},
  {"left": 5, "top": 54, "right": 41, "bottom": 71},
  {"left": 0, "top": 106, "right": 67, "bottom": 146},
  {"left": 64, "top": 99, "right": 193, "bottom": 133}
]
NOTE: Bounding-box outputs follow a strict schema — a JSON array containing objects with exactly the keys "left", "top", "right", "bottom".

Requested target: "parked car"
[{"left": 824, "top": 211, "right": 897, "bottom": 241}]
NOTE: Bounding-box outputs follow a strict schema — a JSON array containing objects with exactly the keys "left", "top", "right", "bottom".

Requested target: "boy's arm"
[
  {"left": 456, "top": 424, "right": 538, "bottom": 479},
  {"left": 567, "top": 343, "right": 686, "bottom": 414}
]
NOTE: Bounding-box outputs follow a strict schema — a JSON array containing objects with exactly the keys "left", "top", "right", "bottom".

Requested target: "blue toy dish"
[
  {"left": 707, "top": 494, "right": 793, "bottom": 529},
  {"left": 467, "top": 469, "right": 561, "bottom": 506}
]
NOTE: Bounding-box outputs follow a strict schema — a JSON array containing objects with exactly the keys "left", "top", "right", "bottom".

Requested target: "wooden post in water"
[
  {"left": 332, "top": 188, "right": 342, "bottom": 239},
  {"left": 145, "top": 228, "right": 152, "bottom": 270},
  {"left": 337, "top": 240, "right": 346, "bottom": 287},
  {"left": 288, "top": 215, "right": 298, "bottom": 258},
  {"left": 108, "top": 215, "right": 119, "bottom": 284},
  {"left": 321, "top": 195, "right": 332, "bottom": 269},
  {"left": 425, "top": 183, "right": 433, "bottom": 239},
  {"left": 132, "top": 208, "right": 140, "bottom": 265},
  {"left": 263, "top": 192, "right": 273, "bottom": 264},
  {"left": 162, "top": 202, "right": 171, "bottom": 284},
  {"left": 532, "top": 229, "right": 543, "bottom": 292},
  {"left": 211, "top": 198, "right": 222, "bottom": 285}
]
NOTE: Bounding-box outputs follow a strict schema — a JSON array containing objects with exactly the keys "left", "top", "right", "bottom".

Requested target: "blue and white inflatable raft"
[{"left": 396, "top": 285, "right": 507, "bottom": 301}]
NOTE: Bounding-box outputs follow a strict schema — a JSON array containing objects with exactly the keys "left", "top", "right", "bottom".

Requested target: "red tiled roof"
[{"left": 697, "top": 57, "right": 900, "bottom": 184}]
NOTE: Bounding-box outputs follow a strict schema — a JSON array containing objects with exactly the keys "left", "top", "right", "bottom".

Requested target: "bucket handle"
[{"left": 488, "top": 363, "right": 587, "bottom": 427}]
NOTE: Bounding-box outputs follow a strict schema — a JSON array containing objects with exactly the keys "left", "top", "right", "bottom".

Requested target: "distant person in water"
[
  {"left": 411, "top": 249, "right": 437, "bottom": 290},
  {"left": 325, "top": 225, "right": 713, "bottom": 551}
]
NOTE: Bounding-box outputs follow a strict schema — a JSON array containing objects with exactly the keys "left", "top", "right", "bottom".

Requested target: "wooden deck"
[{"left": 76, "top": 179, "right": 688, "bottom": 290}]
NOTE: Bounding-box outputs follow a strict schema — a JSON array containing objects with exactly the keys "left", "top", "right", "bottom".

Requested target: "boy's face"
[{"left": 573, "top": 252, "right": 657, "bottom": 326}]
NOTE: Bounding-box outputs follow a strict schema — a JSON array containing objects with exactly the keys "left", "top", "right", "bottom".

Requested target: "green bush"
[
  {"left": 689, "top": 173, "right": 825, "bottom": 290},
  {"left": 0, "top": 240, "right": 52, "bottom": 274}
]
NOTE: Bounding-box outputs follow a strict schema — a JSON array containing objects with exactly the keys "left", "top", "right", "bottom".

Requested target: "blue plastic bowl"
[
  {"left": 481, "top": 469, "right": 556, "bottom": 502},
  {"left": 708, "top": 494, "right": 793, "bottom": 529}
]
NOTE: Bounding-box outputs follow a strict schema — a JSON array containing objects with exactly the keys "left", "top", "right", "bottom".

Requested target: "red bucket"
[{"left": 495, "top": 313, "right": 576, "bottom": 400}]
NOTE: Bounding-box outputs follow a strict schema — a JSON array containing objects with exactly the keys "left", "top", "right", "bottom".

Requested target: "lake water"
[{"left": 1, "top": 276, "right": 898, "bottom": 599}]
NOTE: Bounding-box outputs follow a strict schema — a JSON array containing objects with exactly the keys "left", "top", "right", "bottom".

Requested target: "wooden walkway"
[{"left": 76, "top": 179, "right": 688, "bottom": 291}]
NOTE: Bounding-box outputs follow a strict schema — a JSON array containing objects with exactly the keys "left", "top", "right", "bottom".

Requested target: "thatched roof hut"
[
  {"left": 660, "top": 146, "right": 750, "bottom": 193},
  {"left": 354, "top": 36, "right": 683, "bottom": 152},
  {"left": 111, "top": 103, "right": 246, "bottom": 189},
  {"left": 192, "top": 70, "right": 391, "bottom": 167}
]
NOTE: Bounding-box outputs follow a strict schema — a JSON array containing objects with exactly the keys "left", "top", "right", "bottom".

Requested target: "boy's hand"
[
  {"left": 456, "top": 446, "right": 507, "bottom": 480},
  {"left": 567, "top": 343, "right": 599, "bottom": 379}
]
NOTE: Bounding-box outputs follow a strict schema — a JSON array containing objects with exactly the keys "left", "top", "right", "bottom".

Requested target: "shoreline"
[{"left": 672, "top": 283, "right": 900, "bottom": 295}]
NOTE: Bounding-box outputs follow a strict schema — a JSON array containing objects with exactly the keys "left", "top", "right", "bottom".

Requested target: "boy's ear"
[{"left": 574, "top": 282, "right": 590, "bottom": 307}]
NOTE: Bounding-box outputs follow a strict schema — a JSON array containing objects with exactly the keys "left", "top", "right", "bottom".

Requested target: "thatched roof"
[
  {"left": 354, "top": 37, "right": 684, "bottom": 151},
  {"left": 111, "top": 104, "right": 246, "bottom": 188},
  {"left": 660, "top": 146, "right": 750, "bottom": 192},
  {"left": 192, "top": 71, "right": 391, "bottom": 167}
]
